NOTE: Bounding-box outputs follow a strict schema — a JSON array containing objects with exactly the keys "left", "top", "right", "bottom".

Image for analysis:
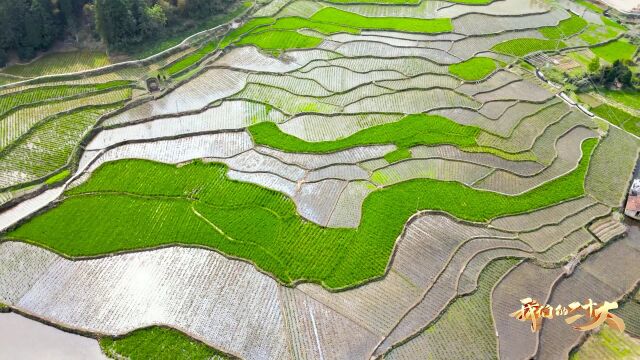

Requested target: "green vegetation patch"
[
  {"left": 45, "top": 170, "right": 70, "bottom": 185},
  {"left": 7, "top": 138, "right": 598, "bottom": 288},
  {"left": 249, "top": 115, "right": 533, "bottom": 161},
  {"left": 492, "top": 38, "right": 566, "bottom": 57},
  {"left": 236, "top": 30, "right": 323, "bottom": 52},
  {"left": 100, "top": 327, "right": 233, "bottom": 360},
  {"left": 539, "top": 14, "right": 587, "bottom": 40},
  {"left": 2, "top": 51, "right": 110, "bottom": 78},
  {"left": 601, "top": 16, "right": 626, "bottom": 31},
  {"left": 0, "top": 80, "right": 132, "bottom": 118},
  {"left": 598, "top": 88, "right": 640, "bottom": 109},
  {"left": 575, "top": 0, "right": 604, "bottom": 14},
  {"left": 269, "top": 17, "right": 359, "bottom": 35},
  {"left": 325, "top": 0, "right": 419, "bottom": 3},
  {"left": 384, "top": 148, "right": 412, "bottom": 163},
  {"left": 249, "top": 114, "right": 478, "bottom": 153},
  {"left": 570, "top": 325, "right": 640, "bottom": 359},
  {"left": 591, "top": 40, "right": 638, "bottom": 64},
  {"left": 591, "top": 103, "right": 640, "bottom": 136},
  {"left": 164, "top": 41, "right": 219, "bottom": 76},
  {"left": 310, "top": 8, "right": 453, "bottom": 34},
  {"left": 448, "top": 57, "right": 497, "bottom": 81},
  {"left": 219, "top": 17, "right": 276, "bottom": 48}
]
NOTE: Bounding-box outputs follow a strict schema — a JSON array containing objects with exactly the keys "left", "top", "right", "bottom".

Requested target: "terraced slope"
[{"left": 0, "top": 0, "right": 638, "bottom": 359}]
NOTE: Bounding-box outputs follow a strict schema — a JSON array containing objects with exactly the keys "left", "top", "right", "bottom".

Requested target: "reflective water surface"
[{"left": 0, "top": 312, "right": 106, "bottom": 359}]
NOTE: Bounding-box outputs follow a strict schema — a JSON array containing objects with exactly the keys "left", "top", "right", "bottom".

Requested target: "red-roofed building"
[{"left": 625, "top": 179, "right": 640, "bottom": 219}]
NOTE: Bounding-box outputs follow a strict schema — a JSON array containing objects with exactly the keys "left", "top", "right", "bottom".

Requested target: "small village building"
[{"left": 624, "top": 179, "right": 640, "bottom": 219}]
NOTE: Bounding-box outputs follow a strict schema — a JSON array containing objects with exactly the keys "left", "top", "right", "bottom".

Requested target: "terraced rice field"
[{"left": 0, "top": 0, "right": 639, "bottom": 359}]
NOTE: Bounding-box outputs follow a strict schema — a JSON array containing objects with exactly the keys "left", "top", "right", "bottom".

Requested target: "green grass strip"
[
  {"left": 384, "top": 148, "right": 412, "bottom": 163},
  {"left": 219, "top": 17, "right": 275, "bottom": 48},
  {"left": 7, "top": 137, "right": 597, "bottom": 288},
  {"left": 44, "top": 169, "right": 70, "bottom": 185},
  {"left": 236, "top": 30, "right": 324, "bottom": 52},
  {"left": 269, "top": 17, "right": 360, "bottom": 35},
  {"left": 249, "top": 114, "right": 478, "bottom": 153},
  {"left": 249, "top": 115, "right": 535, "bottom": 161},
  {"left": 100, "top": 327, "right": 233, "bottom": 360},
  {"left": 164, "top": 41, "right": 219, "bottom": 76},
  {"left": 448, "top": 57, "right": 497, "bottom": 81},
  {"left": 539, "top": 14, "right": 587, "bottom": 40},
  {"left": 492, "top": 38, "right": 566, "bottom": 57},
  {"left": 310, "top": 8, "right": 452, "bottom": 34}
]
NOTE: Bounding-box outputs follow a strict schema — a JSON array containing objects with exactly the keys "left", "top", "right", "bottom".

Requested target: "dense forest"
[{"left": 0, "top": 0, "right": 235, "bottom": 66}]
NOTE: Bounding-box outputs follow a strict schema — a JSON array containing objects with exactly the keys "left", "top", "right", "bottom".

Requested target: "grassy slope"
[
  {"left": 7, "top": 138, "right": 597, "bottom": 288},
  {"left": 591, "top": 103, "right": 640, "bottom": 136},
  {"left": 599, "top": 89, "right": 640, "bottom": 109},
  {"left": 448, "top": 57, "right": 497, "bottom": 81},
  {"left": 2, "top": 51, "right": 110, "bottom": 78},
  {"left": 127, "top": 1, "right": 252, "bottom": 59},
  {"left": 100, "top": 327, "right": 233, "bottom": 360}
]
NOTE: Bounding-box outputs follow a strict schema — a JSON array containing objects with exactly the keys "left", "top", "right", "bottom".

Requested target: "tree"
[
  {"left": 588, "top": 56, "right": 600, "bottom": 73},
  {"left": 142, "top": 4, "right": 167, "bottom": 36},
  {"left": 95, "top": 0, "right": 137, "bottom": 47},
  {"left": 0, "top": 49, "right": 7, "bottom": 67}
]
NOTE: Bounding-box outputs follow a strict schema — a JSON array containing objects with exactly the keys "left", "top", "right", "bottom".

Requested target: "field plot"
[{"left": 0, "top": 0, "right": 639, "bottom": 358}]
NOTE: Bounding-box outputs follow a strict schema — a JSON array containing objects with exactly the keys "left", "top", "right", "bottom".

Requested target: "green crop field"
[
  {"left": 1, "top": 1, "right": 639, "bottom": 358},
  {"left": 6, "top": 138, "right": 596, "bottom": 288},
  {"left": 592, "top": 103, "right": 640, "bottom": 136},
  {"left": 448, "top": 57, "right": 497, "bottom": 81},
  {"left": 100, "top": 327, "right": 232, "bottom": 360},
  {"left": 539, "top": 14, "right": 587, "bottom": 40},
  {"left": 0, "top": 80, "right": 132, "bottom": 118},
  {"left": 237, "top": 30, "right": 324, "bottom": 52},
  {"left": 164, "top": 41, "right": 219, "bottom": 76},
  {"left": 249, "top": 116, "right": 534, "bottom": 161},
  {"left": 249, "top": 115, "right": 479, "bottom": 153},
  {"left": 591, "top": 39, "right": 638, "bottom": 63},
  {"left": 492, "top": 38, "right": 566, "bottom": 57},
  {"left": 310, "top": 8, "right": 453, "bottom": 34},
  {"left": 384, "top": 147, "right": 412, "bottom": 163}
]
